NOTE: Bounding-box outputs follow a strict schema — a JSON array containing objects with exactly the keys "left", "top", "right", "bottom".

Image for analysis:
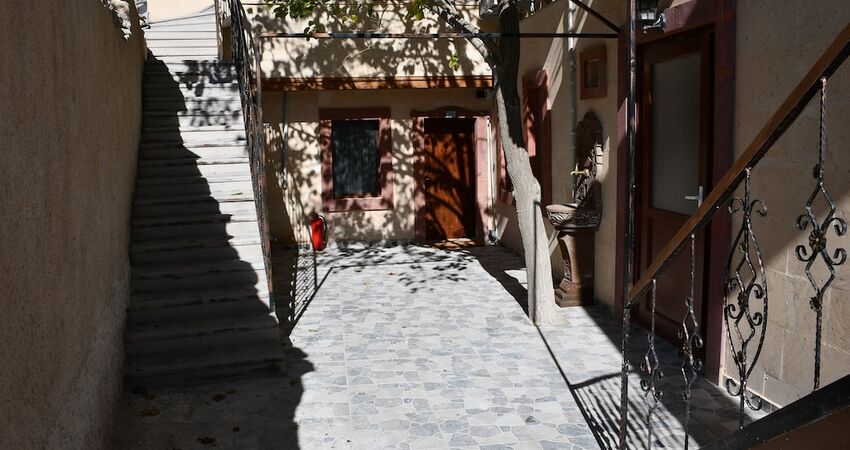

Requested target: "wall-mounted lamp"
[{"left": 638, "top": 0, "right": 666, "bottom": 32}]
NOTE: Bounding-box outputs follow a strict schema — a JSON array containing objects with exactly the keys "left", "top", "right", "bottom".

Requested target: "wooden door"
[
  {"left": 422, "top": 118, "right": 477, "bottom": 240},
  {"left": 636, "top": 34, "right": 713, "bottom": 345}
]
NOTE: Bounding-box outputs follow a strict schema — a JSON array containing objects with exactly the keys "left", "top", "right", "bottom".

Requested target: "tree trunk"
[{"left": 493, "top": 1, "right": 558, "bottom": 324}]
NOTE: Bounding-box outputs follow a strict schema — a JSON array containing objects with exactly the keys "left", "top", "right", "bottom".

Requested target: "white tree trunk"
[
  {"left": 428, "top": 0, "right": 559, "bottom": 324},
  {"left": 492, "top": 1, "right": 558, "bottom": 324}
]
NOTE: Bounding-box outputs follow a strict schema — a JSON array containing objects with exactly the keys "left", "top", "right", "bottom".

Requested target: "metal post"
[{"left": 619, "top": 0, "right": 638, "bottom": 448}]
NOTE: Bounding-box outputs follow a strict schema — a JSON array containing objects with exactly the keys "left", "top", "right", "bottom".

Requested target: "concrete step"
[
  {"left": 141, "top": 128, "right": 246, "bottom": 144},
  {"left": 143, "top": 97, "right": 243, "bottom": 112},
  {"left": 132, "top": 190, "right": 255, "bottom": 208},
  {"left": 140, "top": 140, "right": 248, "bottom": 150},
  {"left": 130, "top": 233, "right": 261, "bottom": 256},
  {"left": 142, "top": 111, "right": 243, "bottom": 128},
  {"left": 144, "top": 66, "right": 239, "bottom": 86},
  {"left": 143, "top": 67, "right": 237, "bottom": 85},
  {"left": 142, "top": 83, "right": 240, "bottom": 97},
  {"left": 144, "top": 29, "right": 217, "bottom": 40},
  {"left": 137, "top": 156, "right": 250, "bottom": 169},
  {"left": 124, "top": 341, "right": 286, "bottom": 385},
  {"left": 136, "top": 161, "right": 251, "bottom": 182},
  {"left": 144, "top": 59, "right": 235, "bottom": 75},
  {"left": 131, "top": 217, "right": 260, "bottom": 242},
  {"left": 134, "top": 179, "right": 255, "bottom": 200},
  {"left": 132, "top": 197, "right": 256, "bottom": 221},
  {"left": 128, "top": 285, "right": 271, "bottom": 325},
  {"left": 132, "top": 195, "right": 253, "bottom": 218},
  {"left": 149, "top": 46, "right": 218, "bottom": 57},
  {"left": 131, "top": 240, "right": 264, "bottom": 266},
  {"left": 139, "top": 145, "right": 247, "bottom": 161},
  {"left": 125, "top": 313, "right": 279, "bottom": 355},
  {"left": 147, "top": 22, "right": 217, "bottom": 32},
  {"left": 136, "top": 171, "right": 253, "bottom": 186},
  {"left": 144, "top": 37, "right": 218, "bottom": 48},
  {"left": 131, "top": 258, "right": 266, "bottom": 293},
  {"left": 153, "top": 56, "right": 229, "bottom": 66}
]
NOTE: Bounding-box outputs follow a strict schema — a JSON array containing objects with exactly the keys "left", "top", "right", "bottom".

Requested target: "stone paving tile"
[{"left": 119, "top": 244, "right": 766, "bottom": 449}]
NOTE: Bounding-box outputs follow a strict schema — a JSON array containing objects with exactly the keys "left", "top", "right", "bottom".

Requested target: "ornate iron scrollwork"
[
  {"left": 795, "top": 77, "right": 848, "bottom": 390},
  {"left": 640, "top": 280, "right": 663, "bottom": 447},
  {"left": 723, "top": 168, "right": 768, "bottom": 428},
  {"left": 679, "top": 234, "right": 703, "bottom": 449}
]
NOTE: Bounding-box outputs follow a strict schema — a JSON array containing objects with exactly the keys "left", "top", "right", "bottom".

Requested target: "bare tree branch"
[{"left": 425, "top": 0, "right": 500, "bottom": 66}]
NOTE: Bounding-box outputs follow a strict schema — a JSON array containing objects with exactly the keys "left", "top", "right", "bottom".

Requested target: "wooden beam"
[{"left": 262, "top": 75, "right": 494, "bottom": 91}]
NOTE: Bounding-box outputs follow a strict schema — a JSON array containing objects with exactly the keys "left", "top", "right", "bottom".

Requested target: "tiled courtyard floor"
[{"left": 119, "top": 244, "right": 761, "bottom": 449}]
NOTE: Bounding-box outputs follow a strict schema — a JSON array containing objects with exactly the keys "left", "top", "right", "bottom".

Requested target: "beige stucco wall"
[
  {"left": 263, "top": 88, "right": 491, "bottom": 244},
  {"left": 571, "top": 0, "right": 623, "bottom": 311},
  {"left": 726, "top": 0, "right": 850, "bottom": 406},
  {"left": 146, "top": 0, "right": 211, "bottom": 22},
  {"left": 0, "top": 1, "right": 145, "bottom": 448},
  {"left": 498, "top": 0, "right": 622, "bottom": 294},
  {"left": 244, "top": 3, "right": 492, "bottom": 80}
]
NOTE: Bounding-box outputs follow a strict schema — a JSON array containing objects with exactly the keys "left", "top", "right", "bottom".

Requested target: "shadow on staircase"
[{"left": 118, "top": 15, "right": 313, "bottom": 446}]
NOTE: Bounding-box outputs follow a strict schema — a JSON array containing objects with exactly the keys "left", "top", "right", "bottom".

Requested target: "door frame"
[
  {"left": 411, "top": 107, "right": 490, "bottom": 242},
  {"left": 614, "top": 0, "right": 736, "bottom": 384},
  {"left": 635, "top": 34, "right": 713, "bottom": 351}
]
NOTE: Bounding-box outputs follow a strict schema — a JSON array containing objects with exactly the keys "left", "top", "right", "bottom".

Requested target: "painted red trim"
[
  {"left": 614, "top": 0, "right": 735, "bottom": 385},
  {"left": 580, "top": 46, "right": 608, "bottom": 99},
  {"left": 494, "top": 113, "right": 515, "bottom": 206},
  {"left": 522, "top": 69, "right": 553, "bottom": 207},
  {"left": 319, "top": 108, "right": 394, "bottom": 212},
  {"left": 410, "top": 108, "right": 491, "bottom": 242}
]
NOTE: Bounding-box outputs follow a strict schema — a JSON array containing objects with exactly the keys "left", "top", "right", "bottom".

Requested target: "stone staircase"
[{"left": 125, "top": 7, "right": 284, "bottom": 385}]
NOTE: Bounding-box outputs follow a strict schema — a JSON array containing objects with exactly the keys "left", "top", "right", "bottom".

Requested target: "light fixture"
[{"left": 637, "top": 0, "right": 666, "bottom": 32}]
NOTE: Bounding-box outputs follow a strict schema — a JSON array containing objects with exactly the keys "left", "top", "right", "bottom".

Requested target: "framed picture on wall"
[{"left": 580, "top": 46, "right": 607, "bottom": 99}]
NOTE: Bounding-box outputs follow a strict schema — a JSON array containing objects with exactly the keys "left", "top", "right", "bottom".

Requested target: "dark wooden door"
[
  {"left": 636, "top": 34, "right": 713, "bottom": 345},
  {"left": 422, "top": 118, "right": 477, "bottom": 240}
]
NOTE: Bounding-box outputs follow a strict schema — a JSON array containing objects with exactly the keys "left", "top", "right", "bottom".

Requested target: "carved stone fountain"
[{"left": 546, "top": 112, "right": 603, "bottom": 307}]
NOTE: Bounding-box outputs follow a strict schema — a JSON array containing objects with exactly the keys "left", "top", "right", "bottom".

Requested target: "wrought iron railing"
[
  {"left": 227, "top": 0, "right": 275, "bottom": 312},
  {"left": 619, "top": 22, "right": 850, "bottom": 449}
]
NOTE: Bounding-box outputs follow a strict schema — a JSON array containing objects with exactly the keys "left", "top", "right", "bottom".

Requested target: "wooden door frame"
[
  {"left": 523, "top": 69, "right": 553, "bottom": 207},
  {"left": 411, "top": 107, "right": 490, "bottom": 242},
  {"left": 614, "top": 0, "right": 736, "bottom": 384},
  {"left": 635, "top": 34, "right": 712, "bottom": 350}
]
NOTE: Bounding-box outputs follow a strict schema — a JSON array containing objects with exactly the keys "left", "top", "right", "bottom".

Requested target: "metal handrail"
[
  {"left": 228, "top": 0, "right": 275, "bottom": 312},
  {"left": 620, "top": 22, "right": 850, "bottom": 450},
  {"left": 628, "top": 24, "right": 850, "bottom": 304}
]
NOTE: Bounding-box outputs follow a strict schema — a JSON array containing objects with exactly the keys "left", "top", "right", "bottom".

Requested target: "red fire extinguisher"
[{"left": 310, "top": 214, "right": 327, "bottom": 251}]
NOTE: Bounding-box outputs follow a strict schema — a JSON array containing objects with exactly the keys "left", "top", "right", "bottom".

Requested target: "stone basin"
[{"left": 545, "top": 203, "right": 601, "bottom": 231}]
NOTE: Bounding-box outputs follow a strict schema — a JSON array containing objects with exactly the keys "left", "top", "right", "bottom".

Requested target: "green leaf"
[{"left": 449, "top": 54, "right": 460, "bottom": 70}]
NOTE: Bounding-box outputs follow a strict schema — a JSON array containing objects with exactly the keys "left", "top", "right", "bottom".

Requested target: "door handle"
[{"left": 685, "top": 185, "right": 704, "bottom": 207}]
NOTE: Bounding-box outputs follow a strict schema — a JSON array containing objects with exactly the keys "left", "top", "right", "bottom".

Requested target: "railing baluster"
[
  {"left": 723, "top": 168, "right": 768, "bottom": 428},
  {"left": 679, "top": 233, "right": 703, "bottom": 449},
  {"left": 640, "top": 279, "right": 663, "bottom": 450},
  {"left": 229, "top": 0, "right": 276, "bottom": 312},
  {"left": 618, "top": 25, "right": 850, "bottom": 447},
  {"left": 794, "top": 77, "right": 848, "bottom": 391}
]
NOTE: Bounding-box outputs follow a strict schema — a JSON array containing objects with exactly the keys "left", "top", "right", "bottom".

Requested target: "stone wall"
[
  {"left": 727, "top": 0, "right": 850, "bottom": 406},
  {"left": 0, "top": 1, "right": 146, "bottom": 448}
]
